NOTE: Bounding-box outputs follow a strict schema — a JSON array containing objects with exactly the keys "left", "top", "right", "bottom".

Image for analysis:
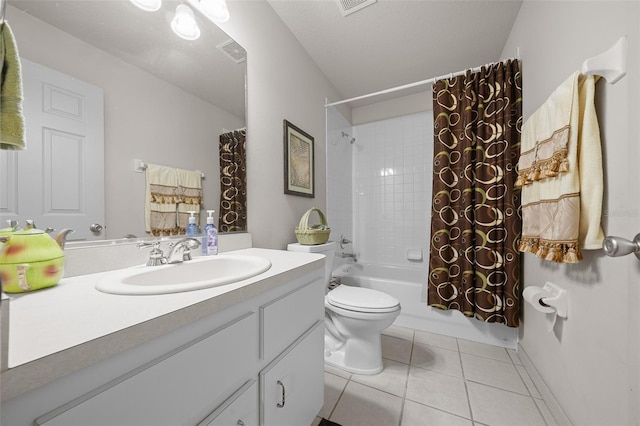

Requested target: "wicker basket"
[{"left": 295, "top": 208, "right": 331, "bottom": 245}]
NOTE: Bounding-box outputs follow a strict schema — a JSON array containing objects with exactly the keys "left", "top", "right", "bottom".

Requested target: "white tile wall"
[{"left": 352, "top": 111, "right": 433, "bottom": 266}]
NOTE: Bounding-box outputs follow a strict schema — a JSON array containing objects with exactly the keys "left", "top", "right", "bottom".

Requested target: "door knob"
[
  {"left": 602, "top": 233, "right": 640, "bottom": 259},
  {"left": 89, "top": 223, "right": 103, "bottom": 233}
]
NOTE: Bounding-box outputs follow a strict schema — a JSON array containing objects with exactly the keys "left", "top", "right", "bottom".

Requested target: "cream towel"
[
  {"left": 517, "top": 71, "right": 604, "bottom": 263},
  {"left": 176, "top": 168, "right": 202, "bottom": 231},
  {"left": 0, "top": 23, "right": 26, "bottom": 150},
  {"left": 145, "top": 164, "right": 180, "bottom": 236}
]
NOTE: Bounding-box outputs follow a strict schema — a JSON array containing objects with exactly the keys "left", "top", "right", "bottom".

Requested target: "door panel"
[{"left": 1, "top": 58, "right": 105, "bottom": 240}]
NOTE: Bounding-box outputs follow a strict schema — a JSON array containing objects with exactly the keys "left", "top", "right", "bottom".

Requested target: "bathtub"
[{"left": 332, "top": 262, "right": 517, "bottom": 349}]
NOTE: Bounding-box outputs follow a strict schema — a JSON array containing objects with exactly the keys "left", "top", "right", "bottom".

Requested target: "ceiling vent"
[
  {"left": 217, "top": 39, "right": 247, "bottom": 64},
  {"left": 336, "top": 0, "right": 377, "bottom": 17}
]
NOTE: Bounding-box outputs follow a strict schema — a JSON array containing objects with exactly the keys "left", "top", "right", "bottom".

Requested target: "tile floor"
[{"left": 312, "top": 325, "right": 556, "bottom": 426}]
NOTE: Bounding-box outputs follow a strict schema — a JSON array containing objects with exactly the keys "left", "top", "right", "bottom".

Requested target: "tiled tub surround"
[
  {"left": 1, "top": 247, "right": 324, "bottom": 403},
  {"left": 315, "top": 325, "right": 565, "bottom": 426},
  {"left": 327, "top": 111, "right": 518, "bottom": 349}
]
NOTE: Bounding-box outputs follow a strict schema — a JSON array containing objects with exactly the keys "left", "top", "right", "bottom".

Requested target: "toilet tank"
[{"left": 287, "top": 241, "right": 336, "bottom": 284}]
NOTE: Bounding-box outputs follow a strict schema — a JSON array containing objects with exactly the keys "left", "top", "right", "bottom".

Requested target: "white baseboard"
[{"left": 518, "top": 344, "right": 573, "bottom": 426}]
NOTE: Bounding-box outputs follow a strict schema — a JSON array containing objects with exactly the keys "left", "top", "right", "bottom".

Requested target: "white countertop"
[{"left": 1, "top": 248, "right": 324, "bottom": 401}]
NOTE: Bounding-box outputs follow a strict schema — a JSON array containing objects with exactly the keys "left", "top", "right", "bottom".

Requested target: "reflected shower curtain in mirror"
[
  {"left": 428, "top": 60, "right": 522, "bottom": 327},
  {"left": 219, "top": 128, "right": 247, "bottom": 232}
]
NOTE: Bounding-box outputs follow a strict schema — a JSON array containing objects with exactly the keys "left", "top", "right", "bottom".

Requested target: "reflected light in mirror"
[
  {"left": 129, "top": 0, "right": 161, "bottom": 12},
  {"left": 171, "top": 4, "right": 201, "bottom": 40},
  {"left": 198, "top": 0, "right": 230, "bottom": 23}
]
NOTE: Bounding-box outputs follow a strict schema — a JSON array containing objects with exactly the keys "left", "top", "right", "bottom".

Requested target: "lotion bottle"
[
  {"left": 185, "top": 211, "right": 199, "bottom": 237},
  {"left": 203, "top": 210, "right": 218, "bottom": 255}
]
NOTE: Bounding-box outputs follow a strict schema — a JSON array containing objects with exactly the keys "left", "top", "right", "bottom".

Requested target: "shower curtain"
[
  {"left": 219, "top": 128, "right": 247, "bottom": 232},
  {"left": 428, "top": 60, "right": 522, "bottom": 327}
]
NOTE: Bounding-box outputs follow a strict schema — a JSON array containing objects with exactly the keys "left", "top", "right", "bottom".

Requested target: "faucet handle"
[
  {"left": 339, "top": 234, "right": 352, "bottom": 249},
  {"left": 137, "top": 240, "right": 166, "bottom": 266}
]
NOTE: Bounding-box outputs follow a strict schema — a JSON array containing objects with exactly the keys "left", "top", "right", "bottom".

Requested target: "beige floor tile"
[
  {"left": 330, "top": 381, "right": 403, "bottom": 426},
  {"left": 351, "top": 358, "right": 409, "bottom": 397},
  {"left": 317, "top": 372, "right": 348, "bottom": 419},
  {"left": 534, "top": 397, "right": 558, "bottom": 426},
  {"left": 467, "top": 381, "right": 546, "bottom": 426},
  {"left": 516, "top": 364, "right": 542, "bottom": 398},
  {"left": 382, "top": 334, "right": 413, "bottom": 364},
  {"left": 461, "top": 353, "right": 528, "bottom": 395},
  {"left": 401, "top": 400, "right": 473, "bottom": 426},
  {"left": 507, "top": 348, "right": 524, "bottom": 365},
  {"left": 324, "top": 363, "right": 352, "bottom": 380},
  {"left": 405, "top": 366, "right": 470, "bottom": 419},
  {"left": 414, "top": 330, "right": 458, "bottom": 351},
  {"left": 383, "top": 324, "right": 415, "bottom": 342},
  {"left": 458, "top": 339, "right": 511, "bottom": 362},
  {"left": 411, "top": 343, "right": 463, "bottom": 377}
]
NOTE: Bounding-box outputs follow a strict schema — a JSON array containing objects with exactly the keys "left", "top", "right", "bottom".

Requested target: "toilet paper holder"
[{"left": 528, "top": 282, "right": 568, "bottom": 319}]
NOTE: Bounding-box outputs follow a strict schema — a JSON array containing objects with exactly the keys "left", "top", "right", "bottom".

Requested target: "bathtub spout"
[{"left": 340, "top": 252, "right": 357, "bottom": 262}]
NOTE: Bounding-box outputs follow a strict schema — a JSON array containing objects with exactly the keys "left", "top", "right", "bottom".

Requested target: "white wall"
[
  {"left": 218, "top": 1, "right": 342, "bottom": 250},
  {"left": 7, "top": 6, "right": 244, "bottom": 239},
  {"left": 502, "top": 2, "right": 640, "bottom": 424}
]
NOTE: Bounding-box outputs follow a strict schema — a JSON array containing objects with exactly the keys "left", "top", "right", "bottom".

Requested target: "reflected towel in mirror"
[
  {"left": 176, "top": 168, "right": 202, "bottom": 231},
  {"left": 145, "top": 164, "right": 180, "bottom": 236}
]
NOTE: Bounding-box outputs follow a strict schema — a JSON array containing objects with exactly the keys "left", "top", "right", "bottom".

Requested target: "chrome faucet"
[
  {"left": 339, "top": 252, "right": 357, "bottom": 262},
  {"left": 166, "top": 238, "right": 201, "bottom": 264}
]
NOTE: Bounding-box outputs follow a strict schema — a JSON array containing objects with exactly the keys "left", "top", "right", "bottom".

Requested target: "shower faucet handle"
[{"left": 339, "top": 234, "right": 352, "bottom": 249}]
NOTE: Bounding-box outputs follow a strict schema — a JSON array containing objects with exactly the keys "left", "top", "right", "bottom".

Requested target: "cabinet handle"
[
  {"left": 236, "top": 421, "right": 245, "bottom": 426},
  {"left": 276, "top": 380, "right": 286, "bottom": 408}
]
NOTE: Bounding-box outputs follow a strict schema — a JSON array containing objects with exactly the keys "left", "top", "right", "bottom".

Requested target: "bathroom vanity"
[{"left": 0, "top": 248, "right": 325, "bottom": 426}]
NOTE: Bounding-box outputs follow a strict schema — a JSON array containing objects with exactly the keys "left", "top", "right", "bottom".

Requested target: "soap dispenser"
[
  {"left": 202, "top": 210, "right": 218, "bottom": 255},
  {"left": 185, "top": 211, "right": 199, "bottom": 238}
]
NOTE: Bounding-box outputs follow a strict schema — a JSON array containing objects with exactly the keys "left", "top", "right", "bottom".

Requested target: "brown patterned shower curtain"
[
  {"left": 219, "top": 129, "right": 247, "bottom": 232},
  {"left": 428, "top": 60, "right": 522, "bottom": 327}
]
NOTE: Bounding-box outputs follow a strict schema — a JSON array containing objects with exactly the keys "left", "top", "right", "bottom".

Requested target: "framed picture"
[{"left": 283, "top": 120, "right": 314, "bottom": 197}]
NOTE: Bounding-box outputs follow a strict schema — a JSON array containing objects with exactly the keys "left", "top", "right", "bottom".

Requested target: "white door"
[{"left": 0, "top": 58, "right": 105, "bottom": 241}]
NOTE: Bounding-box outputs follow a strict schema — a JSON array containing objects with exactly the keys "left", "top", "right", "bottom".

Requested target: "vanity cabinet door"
[
  {"left": 260, "top": 321, "right": 324, "bottom": 426},
  {"left": 260, "top": 279, "right": 324, "bottom": 361},
  {"left": 35, "top": 311, "right": 258, "bottom": 426},
  {"left": 198, "top": 379, "right": 258, "bottom": 426}
]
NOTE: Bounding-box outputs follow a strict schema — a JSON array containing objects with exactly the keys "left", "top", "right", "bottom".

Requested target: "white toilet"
[{"left": 287, "top": 241, "right": 401, "bottom": 375}]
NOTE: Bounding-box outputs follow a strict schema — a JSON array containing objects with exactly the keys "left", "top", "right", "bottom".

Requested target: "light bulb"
[
  {"left": 129, "top": 0, "right": 162, "bottom": 12},
  {"left": 199, "top": 0, "right": 230, "bottom": 23},
  {"left": 171, "top": 4, "right": 201, "bottom": 41}
]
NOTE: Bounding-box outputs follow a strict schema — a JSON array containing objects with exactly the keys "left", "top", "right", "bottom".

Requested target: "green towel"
[{"left": 0, "top": 22, "right": 25, "bottom": 150}]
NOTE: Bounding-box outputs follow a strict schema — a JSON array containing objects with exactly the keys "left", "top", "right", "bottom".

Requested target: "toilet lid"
[{"left": 327, "top": 285, "right": 400, "bottom": 313}]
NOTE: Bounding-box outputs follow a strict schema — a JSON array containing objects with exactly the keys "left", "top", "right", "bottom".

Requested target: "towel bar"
[
  {"left": 581, "top": 35, "right": 627, "bottom": 84},
  {"left": 133, "top": 159, "right": 205, "bottom": 179}
]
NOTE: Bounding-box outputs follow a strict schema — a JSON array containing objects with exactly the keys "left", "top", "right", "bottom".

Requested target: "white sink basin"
[{"left": 95, "top": 254, "right": 272, "bottom": 295}]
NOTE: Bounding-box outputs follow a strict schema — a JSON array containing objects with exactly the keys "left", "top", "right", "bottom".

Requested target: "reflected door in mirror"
[{"left": 0, "top": 59, "right": 105, "bottom": 241}]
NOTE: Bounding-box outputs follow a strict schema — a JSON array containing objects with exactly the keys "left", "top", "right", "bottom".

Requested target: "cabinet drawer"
[
  {"left": 198, "top": 379, "right": 258, "bottom": 426},
  {"left": 36, "top": 311, "right": 258, "bottom": 426},
  {"left": 260, "top": 279, "right": 324, "bottom": 361}
]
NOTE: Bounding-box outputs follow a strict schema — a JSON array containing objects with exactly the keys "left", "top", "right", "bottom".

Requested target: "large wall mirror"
[{"left": 0, "top": 0, "right": 247, "bottom": 241}]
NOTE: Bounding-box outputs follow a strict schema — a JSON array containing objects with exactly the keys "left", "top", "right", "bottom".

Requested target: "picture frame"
[{"left": 283, "top": 120, "right": 314, "bottom": 197}]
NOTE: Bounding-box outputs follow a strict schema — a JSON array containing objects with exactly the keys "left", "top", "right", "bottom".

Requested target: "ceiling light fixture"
[
  {"left": 198, "top": 0, "right": 230, "bottom": 23},
  {"left": 129, "top": 0, "right": 162, "bottom": 12},
  {"left": 171, "top": 4, "right": 201, "bottom": 41}
]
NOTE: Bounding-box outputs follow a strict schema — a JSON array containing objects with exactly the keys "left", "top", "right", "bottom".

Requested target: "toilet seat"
[{"left": 326, "top": 285, "right": 400, "bottom": 313}]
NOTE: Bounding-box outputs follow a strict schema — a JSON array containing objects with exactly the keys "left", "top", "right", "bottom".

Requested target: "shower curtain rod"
[{"left": 325, "top": 57, "right": 517, "bottom": 108}]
